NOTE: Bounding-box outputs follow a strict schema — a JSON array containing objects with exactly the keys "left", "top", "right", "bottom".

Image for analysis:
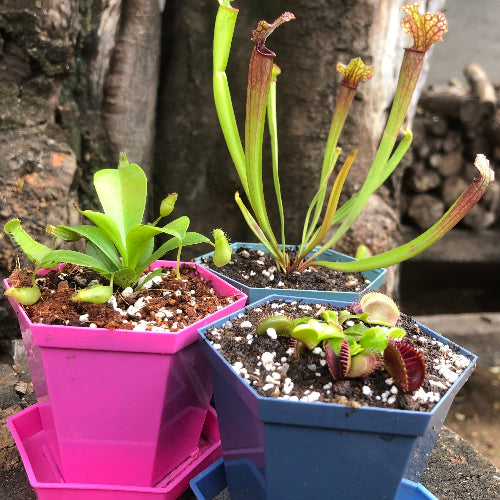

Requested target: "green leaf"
[
  {"left": 3, "top": 220, "right": 54, "bottom": 265},
  {"left": 135, "top": 268, "right": 163, "bottom": 291},
  {"left": 359, "top": 327, "right": 389, "bottom": 353},
  {"left": 293, "top": 317, "right": 312, "bottom": 328},
  {"left": 125, "top": 224, "right": 163, "bottom": 269},
  {"left": 267, "top": 64, "right": 286, "bottom": 253},
  {"left": 160, "top": 216, "right": 190, "bottom": 241},
  {"left": 46, "top": 225, "right": 81, "bottom": 242},
  {"left": 59, "top": 224, "right": 122, "bottom": 269},
  {"left": 234, "top": 192, "right": 285, "bottom": 266},
  {"left": 300, "top": 150, "right": 357, "bottom": 262},
  {"left": 4, "top": 284, "right": 41, "bottom": 305},
  {"left": 312, "top": 155, "right": 494, "bottom": 273},
  {"left": 93, "top": 157, "right": 147, "bottom": 241},
  {"left": 72, "top": 284, "right": 113, "bottom": 304},
  {"left": 40, "top": 250, "right": 113, "bottom": 277},
  {"left": 140, "top": 236, "right": 181, "bottom": 271},
  {"left": 338, "top": 311, "right": 371, "bottom": 325},
  {"left": 86, "top": 240, "right": 121, "bottom": 272},
  {"left": 320, "top": 310, "right": 341, "bottom": 327},
  {"left": 349, "top": 340, "right": 364, "bottom": 357},
  {"left": 114, "top": 268, "right": 141, "bottom": 289},
  {"left": 342, "top": 323, "right": 369, "bottom": 339},
  {"left": 292, "top": 319, "right": 342, "bottom": 350},
  {"left": 181, "top": 232, "right": 211, "bottom": 246},
  {"left": 137, "top": 238, "right": 155, "bottom": 267},
  {"left": 326, "top": 337, "right": 343, "bottom": 356},
  {"left": 79, "top": 210, "right": 127, "bottom": 262},
  {"left": 213, "top": 1, "right": 248, "bottom": 197},
  {"left": 256, "top": 315, "right": 293, "bottom": 336},
  {"left": 331, "top": 130, "right": 413, "bottom": 227},
  {"left": 387, "top": 327, "right": 406, "bottom": 339}
]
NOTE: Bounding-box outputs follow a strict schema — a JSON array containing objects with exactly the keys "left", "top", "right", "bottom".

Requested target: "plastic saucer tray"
[
  {"left": 7, "top": 403, "right": 222, "bottom": 500},
  {"left": 190, "top": 458, "right": 439, "bottom": 500}
]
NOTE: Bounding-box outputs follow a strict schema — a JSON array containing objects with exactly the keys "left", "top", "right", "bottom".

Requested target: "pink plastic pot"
[
  {"left": 4, "top": 261, "right": 246, "bottom": 487},
  {"left": 7, "top": 403, "right": 222, "bottom": 500}
]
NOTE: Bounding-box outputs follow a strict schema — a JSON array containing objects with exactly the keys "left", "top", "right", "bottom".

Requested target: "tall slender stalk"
[{"left": 213, "top": 2, "right": 493, "bottom": 276}]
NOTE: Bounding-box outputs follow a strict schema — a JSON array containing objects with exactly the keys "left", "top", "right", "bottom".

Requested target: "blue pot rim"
[
  {"left": 198, "top": 294, "right": 477, "bottom": 435},
  {"left": 194, "top": 242, "right": 387, "bottom": 299}
]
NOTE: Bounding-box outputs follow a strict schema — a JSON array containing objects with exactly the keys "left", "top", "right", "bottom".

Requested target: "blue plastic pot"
[
  {"left": 198, "top": 296, "right": 477, "bottom": 500},
  {"left": 190, "top": 458, "right": 439, "bottom": 500},
  {"left": 195, "top": 242, "right": 386, "bottom": 303}
]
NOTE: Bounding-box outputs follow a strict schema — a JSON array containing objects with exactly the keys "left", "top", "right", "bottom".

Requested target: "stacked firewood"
[{"left": 402, "top": 63, "right": 500, "bottom": 230}]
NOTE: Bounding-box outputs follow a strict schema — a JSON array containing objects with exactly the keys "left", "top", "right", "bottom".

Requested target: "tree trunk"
[{"left": 0, "top": 0, "right": 161, "bottom": 355}]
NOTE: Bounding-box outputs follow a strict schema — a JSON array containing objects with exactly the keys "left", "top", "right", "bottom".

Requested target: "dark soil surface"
[
  {"left": 201, "top": 247, "right": 369, "bottom": 292},
  {"left": 205, "top": 299, "right": 473, "bottom": 412},
  {"left": 6, "top": 263, "right": 239, "bottom": 332}
]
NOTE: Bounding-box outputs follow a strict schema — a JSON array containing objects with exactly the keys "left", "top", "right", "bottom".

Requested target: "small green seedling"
[
  {"left": 4, "top": 154, "right": 231, "bottom": 305},
  {"left": 213, "top": 1, "right": 494, "bottom": 274}
]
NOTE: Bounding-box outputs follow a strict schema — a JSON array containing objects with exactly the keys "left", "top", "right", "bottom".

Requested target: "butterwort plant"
[
  {"left": 213, "top": 1, "right": 494, "bottom": 273},
  {"left": 4, "top": 153, "right": 232, "bottom": 305},
  {"left": 256, "top": 292, "right": 426, "bottom": 392}
]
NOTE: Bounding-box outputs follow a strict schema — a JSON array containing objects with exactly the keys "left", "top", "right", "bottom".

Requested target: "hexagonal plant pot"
[
  {"left": 4, "top": 261, "right": 246, "bottom": 487},
  {"left": 195, "top": 242, "right": 386, "bottom": 303},
  {"left": 198, "top": 295, "right": 476, "bottom": 500},
  {"left": 7, "top": 403, "right": 223, "bottom": 500}
]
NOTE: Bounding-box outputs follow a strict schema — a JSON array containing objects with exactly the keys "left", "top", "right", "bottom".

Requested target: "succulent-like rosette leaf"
[
  {"left": 383, "top": 340, "right": 426, "bottom": 392},
  {"left": 401, "top": 3, "right": 448, "bottom": 52},
  {"left": 337, "top": 57, "right": 374, "bottom": 89}
]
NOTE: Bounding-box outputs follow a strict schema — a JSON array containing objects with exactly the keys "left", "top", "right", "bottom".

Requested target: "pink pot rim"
[{"left": 4, "top": 260, "right": 246, "bottom": 354}]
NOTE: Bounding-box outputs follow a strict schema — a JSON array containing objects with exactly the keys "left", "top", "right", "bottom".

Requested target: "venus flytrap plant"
[
  {"left": 256, "top": 292, "right": 426, "bottom": 392},
  {"left": 214, "top": 1, "right": 495, "bottom": 275},
  {"left": 4, "top": 154, "right": 231, "bottom": 305}
]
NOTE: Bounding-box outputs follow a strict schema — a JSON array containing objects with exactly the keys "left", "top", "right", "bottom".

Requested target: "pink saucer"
[{"left": 7, "top": 403, "right": 222, "bottom": 500}]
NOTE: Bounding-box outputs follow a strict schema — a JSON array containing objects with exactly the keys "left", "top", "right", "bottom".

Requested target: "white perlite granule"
[
  {"left": 362, "top": 385, "right": 372, "bottom": 396},
  {"left": 301, "top": 391, "right": 321, "bottom": 402},
  {"left": 283, "top": 378, "right": 294, "bottom": 394},
  {"left": 261, "top": 352, "right": 275, "bottom": 371},
  {"left": 266, "top": 328, "right": 278, "bottom": 339}
]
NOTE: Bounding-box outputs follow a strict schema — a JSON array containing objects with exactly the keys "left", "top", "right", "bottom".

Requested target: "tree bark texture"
[
  {"left": 0, "top": 0, "right": 161, "bottom": 354},
  {"left": 0, "top": 0, "right": 441, "bottom": 355}
]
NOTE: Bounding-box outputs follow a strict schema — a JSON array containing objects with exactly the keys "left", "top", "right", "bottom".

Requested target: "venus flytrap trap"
[
  {"left": 256, "top": 292, "right": 426, "bottom": 392},
  {"left": 214, "top": 1, "right": 495, "bottom": 275},
  {"left": 4, "top": 153, "right": 231, "bottom": 305}
]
